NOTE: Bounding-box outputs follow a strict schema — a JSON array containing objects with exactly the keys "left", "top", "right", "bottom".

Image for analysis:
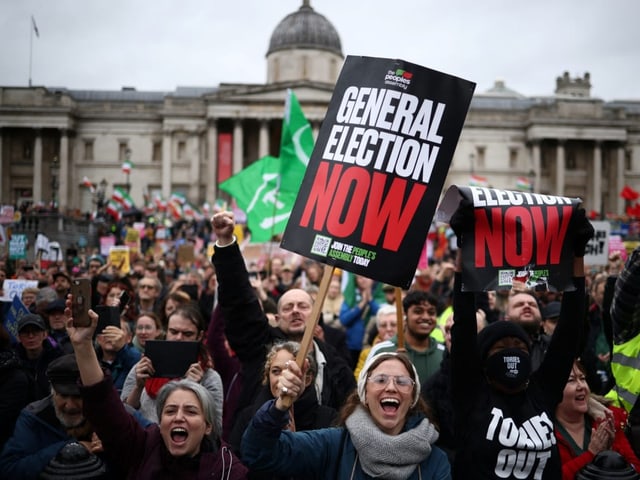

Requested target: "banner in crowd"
[
  {"left": 437, "top": 185, "right": 583, "bottom": 291},
  {"left": 584, "top": 221, "right": 610, "bottom": 266},
  {"left": 0, "top": 279, "right": 38, "bottom": 302},
  {"left": 280, "top": 56, "right": 476, "bottom": 288},
  {"left": 2, "top": 295, "right": 31, "bottom": 344}
]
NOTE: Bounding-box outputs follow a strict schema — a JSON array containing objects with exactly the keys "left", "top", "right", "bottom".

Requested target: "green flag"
[{"left": 219, "top": 90, "right": 313, "bottom": 242}]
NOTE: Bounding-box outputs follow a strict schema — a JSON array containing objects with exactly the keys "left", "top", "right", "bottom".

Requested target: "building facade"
[{"left": 1, "top": 1, "right": 639, "bottom": 219}]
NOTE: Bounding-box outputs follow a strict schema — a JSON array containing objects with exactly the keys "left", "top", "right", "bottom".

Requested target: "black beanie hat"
[{"left": 477, "top": 320, "right": 531, "bottom": 360}]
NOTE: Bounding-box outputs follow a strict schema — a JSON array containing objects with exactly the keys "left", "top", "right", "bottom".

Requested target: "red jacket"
[{"left": 555, "top": 405, "right": 640, "bottom": 479}]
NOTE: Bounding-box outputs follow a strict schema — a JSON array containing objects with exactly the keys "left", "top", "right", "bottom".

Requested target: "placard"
[
  {"left": 437, "top": 185, "right": 582, "bottom": 291},
  {"left": 281, "top": 56, "right": 476, "bottom": 288}
]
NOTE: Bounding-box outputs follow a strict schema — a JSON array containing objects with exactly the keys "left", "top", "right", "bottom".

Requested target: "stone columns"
[
  {"left": 206, "top": 119, "right": 218, "bottom": 203},
  {"left": 162, "top": 130, "right": 172, "bottom": 199},
  {"left": 531, "top": 141, "right": 541, "bottom": 193},
  {"left": 592, "top": 141, "right": 602, "bottom": 213},
  {"left": 58, "top": 129, "right": 69, "bottom": 212},
  {"left": 555, "top": 140, "right": 565, "bottom": 197},
  {"left": 233, "top": 119, "right": 243, "bottom": 174},
  {"left": 33, "top": 130, "right": 43, "bottom": 204},
  {"left": 617, "top": 145, "right": 626, "bottom": 214},
  {"left": 258, "top": 120, "right": 269, "bottom": 158}
]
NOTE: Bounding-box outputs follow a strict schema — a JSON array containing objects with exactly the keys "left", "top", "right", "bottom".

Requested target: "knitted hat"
[
  {"left": 477, "top": 320, "right": 531, "bottom": 360},
  {"left": 576, "top": 450, "right": 640, "bottom": 480},
  {"left": 357, "top": 352, "right": 421, "bottom": 407},
  {"left": 40, "top": 442, "right": 107, "bottom": 479}
]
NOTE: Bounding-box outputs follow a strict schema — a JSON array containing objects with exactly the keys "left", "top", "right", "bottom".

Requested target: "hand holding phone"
[{"left": 70, "top": 278, "right": 92, "bottom": 328}]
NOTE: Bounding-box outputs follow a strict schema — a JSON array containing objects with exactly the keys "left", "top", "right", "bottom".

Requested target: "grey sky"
[{"left": 1, "top": 0, "right": 639, "bottom": 101}]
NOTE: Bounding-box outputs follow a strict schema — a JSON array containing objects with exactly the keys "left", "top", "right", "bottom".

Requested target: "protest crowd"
[
  {"left": 0, "top": 204, "right": 639, "bottom": 479},
  {"left": 2, "top": 57, "right": 640, "bottom": 478}
]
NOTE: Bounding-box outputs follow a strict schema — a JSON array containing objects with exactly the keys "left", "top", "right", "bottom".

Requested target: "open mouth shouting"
[{"left": 170, "top": 427, "right": 189, "bottom": 445}]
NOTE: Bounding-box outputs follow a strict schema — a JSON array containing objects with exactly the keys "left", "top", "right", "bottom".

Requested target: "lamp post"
[
  {"left": 528, "top": 169, "right": 535, "bottom": 193},
  {"left": 95, "top": 178, "right": 108, "bottom": 219},
  {"left": 124, "top": 148, "right": 132, "bottom": 193}
]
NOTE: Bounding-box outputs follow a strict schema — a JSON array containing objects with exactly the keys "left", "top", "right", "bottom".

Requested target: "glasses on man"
[{"left": 367, "top": 373, "right": 415, "bottom": 392}]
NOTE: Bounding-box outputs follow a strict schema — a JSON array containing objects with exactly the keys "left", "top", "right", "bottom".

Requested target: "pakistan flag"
[{"left": 220, "top": 90, "right": 314, "bottom": 242}]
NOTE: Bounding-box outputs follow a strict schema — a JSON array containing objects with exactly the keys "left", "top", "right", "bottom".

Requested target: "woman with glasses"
[
  {"left": 131, "top": 312, "right": 164, "bottom": 354},
  {"left": 241, "top": 351, "right": 450, "bottom": 479}
]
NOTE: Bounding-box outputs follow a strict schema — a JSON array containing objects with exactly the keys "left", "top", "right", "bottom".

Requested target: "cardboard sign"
[
  {"left": 9, "top": 234, "right": 28, "bottom": 260},
  {"left": 437, "top": 185, "right": 582, "bottom": 292},
  {"left": 281, "top": 56, "right": 476, "bottom": 288},
  {"left": 0, "top": 205, "right": 15, "bottom": 225},
  {"left": 584, "top": 221, "right": 610, "bottom": 266},
  {"left": 109, "top": 246, "right": 131, "bottom": 275},
  {"left": 0, "top": 279, "right": 38, "bottom": 302},
  {"left": 177, "top": 243, "right": 195, "bottom": 266}
]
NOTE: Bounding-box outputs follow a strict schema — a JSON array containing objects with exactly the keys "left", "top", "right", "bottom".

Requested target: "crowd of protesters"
[{"left": 1, "top": 207, "right": 640, "bottom": 479}]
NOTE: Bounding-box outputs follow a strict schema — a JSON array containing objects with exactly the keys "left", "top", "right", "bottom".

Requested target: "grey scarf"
[{"left": 345, "top": 405, "right": 438, "bottom": 479}]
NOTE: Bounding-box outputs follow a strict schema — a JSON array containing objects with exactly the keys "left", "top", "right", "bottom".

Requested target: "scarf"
[
  {"left": 145, "top": 377, "right": 172, "bottom": 398},
  {"left": 345, "top": 405, "right": 438, "bottom": 480}
]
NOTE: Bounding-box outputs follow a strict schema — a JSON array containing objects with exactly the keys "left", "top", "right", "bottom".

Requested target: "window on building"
[
  {"left": 152, "top": 141, "right": 162, "bottom": 162},
  {"left": 84, "top": 139, "right": 94, "bottom": 161},
  {"left": 118, "top": 142, "right": 129, "bottom": 162},
  {"left": 509, "top": 147, "right": 518, "bottom": 169},
  {"left": 476, "top": 146, "right": 486, "bottom": 168},
  {"left": 23, "top": 140, "right": 32, "bottom": 160},
  {"left": 566, "top": 152, "right": 576, "bottom": 170},
  {"left": 178, "top": 141, "right": 186, "bottom": 161}
]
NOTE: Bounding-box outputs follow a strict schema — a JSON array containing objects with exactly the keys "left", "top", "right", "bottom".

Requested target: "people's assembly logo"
[{"left": 384, "top": 69, "right": 413, "bottom": 90}]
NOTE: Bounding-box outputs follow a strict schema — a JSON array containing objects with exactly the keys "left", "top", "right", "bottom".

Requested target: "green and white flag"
[
  {"left": 220, "top": 90, "right": 313, "bottom": 242},
  {"left": 112, "top": 187, "right": 135, "bottom": 209}
]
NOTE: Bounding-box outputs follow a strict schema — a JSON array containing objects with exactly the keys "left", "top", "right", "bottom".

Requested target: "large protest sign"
[
  {"left": 437, "top": 185, "right": 582, "bottom": 292},
  {"left": 281, "top": 56, "right": 476, "bottom": 288}
]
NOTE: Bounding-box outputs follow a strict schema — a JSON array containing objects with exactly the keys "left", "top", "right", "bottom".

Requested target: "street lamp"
[
  {"left": 94, "top": 178, "right": 108, "bottom": 219},
  {"left": 124, "top": 148, "right": 132, "bottom": 193}
]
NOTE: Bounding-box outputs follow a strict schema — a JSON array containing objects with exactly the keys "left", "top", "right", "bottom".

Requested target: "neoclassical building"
[{"left": 1, "top": 1, "right": 639, "bottom": 219}]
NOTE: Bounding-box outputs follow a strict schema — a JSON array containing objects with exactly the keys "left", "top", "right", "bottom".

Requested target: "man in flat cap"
[
  {"left": 14, "top": 313, "right": 63, "bottom": 399},
  {"left": 0, "top": 354, "right": 106, "bottom": 478}
]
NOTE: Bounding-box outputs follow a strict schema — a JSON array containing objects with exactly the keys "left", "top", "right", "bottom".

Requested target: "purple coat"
[{"left": 81, "top": 373, "right": 248, "bottom": 480}]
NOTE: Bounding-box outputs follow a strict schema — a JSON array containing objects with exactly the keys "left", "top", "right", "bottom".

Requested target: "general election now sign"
[
  {"left": 437, "top": 185, "right": 582, "bottom": 292},
  {"left": 281, "top": 56, "right": 476, "bottom": 288}
]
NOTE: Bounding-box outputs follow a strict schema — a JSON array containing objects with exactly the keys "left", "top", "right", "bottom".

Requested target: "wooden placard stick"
[
  {"left": 395, "top": 287, "right": 406, "bottom": 352},
  {"left": 280, "top": 263, "right": 335, "bottom": 409}
]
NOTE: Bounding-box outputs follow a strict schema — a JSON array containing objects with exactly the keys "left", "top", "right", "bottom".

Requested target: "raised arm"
[{"left": 210, "top": 212, "right": 273, "bottom": 361}]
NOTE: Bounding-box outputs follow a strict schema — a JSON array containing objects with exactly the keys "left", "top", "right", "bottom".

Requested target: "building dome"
[{"left": 267, "top": 1, "right": 342, "bottom": 57}]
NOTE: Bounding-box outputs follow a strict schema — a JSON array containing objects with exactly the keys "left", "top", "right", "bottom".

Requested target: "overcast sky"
[{"left": 1, "top": 0, "right": 639, "bottom": 101}]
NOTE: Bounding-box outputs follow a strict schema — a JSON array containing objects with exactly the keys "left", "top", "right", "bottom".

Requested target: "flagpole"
[{"left": 29, "top": 18, "right": 33, "bottom": 87}]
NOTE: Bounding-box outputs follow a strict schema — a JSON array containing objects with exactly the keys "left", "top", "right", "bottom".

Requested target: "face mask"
[{"left": 484, "top": 348, "right": 531, "bottom": 391}]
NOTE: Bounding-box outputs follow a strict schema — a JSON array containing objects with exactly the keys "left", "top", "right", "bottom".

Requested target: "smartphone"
[
  {"left": 70, "top": 278, "right": 92, "bottom": 327},
  {"left": 95, "top": 305, "right": 121, "bottom": 335},
  {"left": 119, "top": 290, "right": 131, "bottom": 313}
]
